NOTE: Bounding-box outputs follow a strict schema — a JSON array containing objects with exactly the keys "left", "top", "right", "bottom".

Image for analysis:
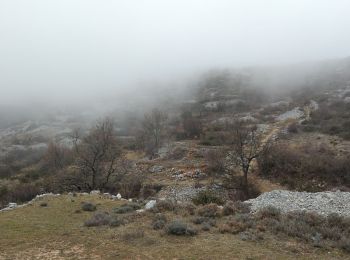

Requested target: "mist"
[{"left": 1, "top": 0, "right": 350, "bottom": 108}]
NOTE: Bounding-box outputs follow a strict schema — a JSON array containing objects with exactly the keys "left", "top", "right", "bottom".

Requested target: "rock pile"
[
  {"left": 245, "top": 190, "right": 350, "bottom": 217},
  {"left": 158, "top": 186, "right": 206, "bottom": 202},
  {"left": 171, "top": 168, "right": 205, "bottom": 180}
]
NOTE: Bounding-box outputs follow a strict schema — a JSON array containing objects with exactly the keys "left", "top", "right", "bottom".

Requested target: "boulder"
[
  {"left": 8, "top": 202, "right": 17, "bottom": 209},
  {"left": 90, "top": 190, "right": 100, "bottom": 195},
  {"left": 145, "top": 200, "right": 157, "bottom": 210}
]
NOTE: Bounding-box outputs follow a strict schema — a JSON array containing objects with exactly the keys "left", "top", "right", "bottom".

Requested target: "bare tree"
[
  {"left": 42, "top": 140, "right": 69, "bottom": 171},
  {"left": 226, "top": 120, "right": 268, "bottom": 195},
  {"left": 141, "top": 108, "right": 168, "bottom": 158},
  {"left": 72, "top": 118, "right": 122, "bottom": 191},
  {"left": 181, "top": 110, "right": 202, "bottom": 138}
]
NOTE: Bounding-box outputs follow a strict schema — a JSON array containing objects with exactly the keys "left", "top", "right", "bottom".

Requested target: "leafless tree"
[
  {"left": 226, "top": 120, "right": 269, "bottom": 195},
  {"left": 72, "top": 118, "right": 122, "bottom": 191},
  {"left": 42, "top": 140, "right": 69, "bottom": 170},
  {"left": 141, "top": 108, "right": 168, "bottom": 158},
  {"left": 181, "top": 110, "right": 202, "bottom": 138}
]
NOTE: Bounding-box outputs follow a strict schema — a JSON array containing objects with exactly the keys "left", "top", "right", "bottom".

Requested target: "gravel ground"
[{"left": 245, "top": 190, "right": 350, "bottom": 217}]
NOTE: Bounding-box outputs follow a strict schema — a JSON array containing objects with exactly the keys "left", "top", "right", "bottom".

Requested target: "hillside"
[{"left": 0, "top": 193, "right": 349, "bottom": 260}]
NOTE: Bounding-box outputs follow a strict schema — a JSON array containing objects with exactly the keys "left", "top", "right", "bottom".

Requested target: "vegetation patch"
[
  {"left": 81, "top": 202, "right": 97, "bottom": 212},
  {"left": 192, "top": 190, "right": 224, "bottom": 205},
  {"left": 166, "top": 220, "right": 198, "bottom": 236}
]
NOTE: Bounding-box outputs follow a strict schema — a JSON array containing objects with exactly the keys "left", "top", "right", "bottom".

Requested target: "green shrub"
[
  {"left": 166, "top": 220, "right": 198, "bottom": 236},
  {"left": 192, "top": 190, "right": 223, "bottom": 205},
  {"left": 81, "top": 202, "right": 96, "bottom": 212}
]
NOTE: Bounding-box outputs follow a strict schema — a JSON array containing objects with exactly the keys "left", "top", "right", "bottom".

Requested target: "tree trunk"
[{"left": 242, "top": 166, "right": 249, "bottom": 197}]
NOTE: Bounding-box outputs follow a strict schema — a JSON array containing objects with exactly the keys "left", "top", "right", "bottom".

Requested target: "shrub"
[
  {"left": 152, "top": 213, "right": 167, "bottom": 230},
  {"left": 222, "top": 201, "right": 236, "bottom": 216},
  {"left": 140, "top": 183, "right": 163, "bottom": 199},
  {"left": 192, "top": 217, "right": 216, "bottom": 227},
  {"left": 40, "top": 202, "right": 48, "bottom": 207},
  {"left": 109, "top": 216, "right": 125, "bottom": 227},
  {"left": 84, "top": 212, "right": 111, "bottom": 227},
  {"left": 287, "top": 122, "right": 299, "bottom": 133},
  {"left": 113, "top": 203, "right": 141, "bottom": 214},
  {"left": 239, "top": 230, "right": 264, "bottom": 241},
  {"left": 197, "top": 203, "right": 221, "bottom": 218},
  {"left": 166, "top": 220, "right": 198, "bottom": 236},
  {"left": 256, "top": 206, "right": 281, "bottom": 220},
  {"left": 193, "top": 216, "right": 208, "bottom": 225},
  {"left": 7, "top": 183, "right": 40, "bottom": 204},
  {"left": 258, "top": 143, "right": 350, "bottom": 191},
  {"left": 152, "top": 200, "right": 175, "bottom": 212},
  {"left": 202, "top": 222, "right": 212, "bottom": 231},
  {"left": 181, "top": 202, "right": 196, "bottom": 215},
  {"left": 235, "top": 201, "right": 251, "bottom": 214},
  {"left": 219, "top": 218, "right": 248, "bottom": 234},
  {"left": 192, "top": 190, "right": 223, "bottom": 205},
  {"left": 81, "top": 202, "right": 97, "bottom": 212},
  {"left": 205, "top": 149, "right": 226, "bottom": 178}
]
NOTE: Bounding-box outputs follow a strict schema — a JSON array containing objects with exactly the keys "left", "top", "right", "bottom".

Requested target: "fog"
[{"left": 1, "top": 0, "right": 350, "bottom": 107}]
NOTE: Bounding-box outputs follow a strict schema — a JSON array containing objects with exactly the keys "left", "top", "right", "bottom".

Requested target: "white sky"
[{"left": 0, "top": 0, "right": 349, "bottom": 104}]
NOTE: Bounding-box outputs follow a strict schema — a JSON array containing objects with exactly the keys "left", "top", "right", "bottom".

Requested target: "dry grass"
[{"left": 0, "top": 195, "right": 348, "bottom": 259}]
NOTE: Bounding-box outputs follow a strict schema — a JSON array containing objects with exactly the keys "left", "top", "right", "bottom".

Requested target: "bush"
[
  {"left": 219, "top": 218, "right": 248, "bottom": 234},
  {"left": 113, "top": 203, "right": 141, "bottom": 214},
  {"left": 235, "top": 201, "right": 251, "bottom": 214},
  {"left": 181, "top": 202, "right": 196, "bottom": 216},
  {"left": 287, "top": 122, "right": 299, "bottom": 133},
  {"left": 257, "top": 210, "right": 350, "bottom": 252},
  {"left": 222, "top": 201, "right": 236, "bottom": 216},
  {"left": 140, "top": 184, "right": 163, "bottom": 199},
  {"left": 84, "top": 212, "right": 111, "bottom": 227},
  {"left": 201, "top": 222, "right": 212, "bottom": 231},
  {"left": 205, "top": 149, "right": 226, "bottom": 178},
  {"left": 109, "top": 216, "right": 125, "bottom": 227},
  {"left": 258, "top": 143, "right": 350, "bottom": 191},
  {"left": 239, "top": 230, "right": 264, "bottom": 241},
  {"left": 152, "top": 213, "right": 167, "bottom": 230},
  {"left": 197, "top": 203, "right": 221, "bottom": 218},
  {"left": 256, "top": 206, "right": 281, "bottom": 220},
  {"left": 192, "top": 190, "right": 224, "bottom": 205},
  {"left": 166, "top": 220, "right": 198, "bottom": 236},
  {"left": 40, "top": 202, "right": 48, "bottom": 207},
  {"left": 81, "top": 202, "right": 97, "bottom": 212},
  {"left": 152, "top": 200, "right": 176, "bottom": 212}
]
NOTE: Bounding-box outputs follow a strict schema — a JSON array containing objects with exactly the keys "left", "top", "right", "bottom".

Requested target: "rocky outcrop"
[{"left": 245, "top": 190, "right": 350, "bottom": 217}]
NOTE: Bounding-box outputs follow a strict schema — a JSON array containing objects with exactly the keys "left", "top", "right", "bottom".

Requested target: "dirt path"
[{"left": 249, "top": 120, "right": 292, "bottom": 192}]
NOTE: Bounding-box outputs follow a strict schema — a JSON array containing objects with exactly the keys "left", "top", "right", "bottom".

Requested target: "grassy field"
[{"left": 0, "top": 194, "right": 348, "bottom": 260}]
